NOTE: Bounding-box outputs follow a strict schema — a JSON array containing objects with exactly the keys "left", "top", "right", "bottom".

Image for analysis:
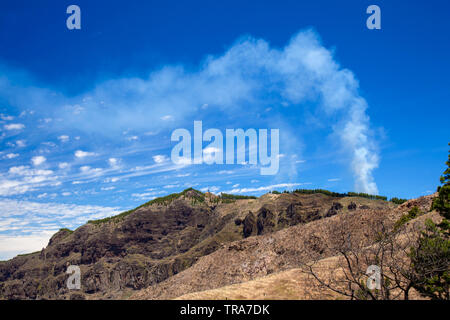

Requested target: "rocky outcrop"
[
  {"left": 348, "top": 202, "right": 357, "bottom": 210},
  {"left": 243, "top": 212, "right": 256, "bottom": 238}
]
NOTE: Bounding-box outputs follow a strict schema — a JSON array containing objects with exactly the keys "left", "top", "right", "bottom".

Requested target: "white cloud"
[
  {"left": 58, "top": 162, "right": 70, "bottom": 169},
  {"left": 164, "top": 184, "right": 179, "bottom": 189},
  {"left": 75, "top": 150, "right": 97, "bottom": 158},
  {"left": 128, "top": 135, "right": 139, "bottom": 141},
  {"left": 79, "top": 166, "right": 103, "bottom": 176},
  {"left": 3, "top": 153, "right": 19, "bottom": 159},
  {"left": 101, "top": 186, "right": 115, "bottom": 191},
  {"left": 41, "top": 141, "right": 56, "bottom": 147},
  {"left": 227, "top": 183, "right": 304, "bottom": 194},
  {"left": 3, "top": 123, "right": 24, "bottom": 130},
  {"left": 203, "top": 147, "right": 222, "bottom": 163},
  {"left": 153, "top": 155, "right": 168, "bottom": 164},
  {"left": 160, "top": 115, "right": 173, "bottom": 121},
  {"left": 132, "top": 192, "right": 158, "bottom": 201},
  {"left": 58, "top": 135, "right": 69, "bottom": 142},
  {"left": 328, "top": 178, "right": 341, "bottom": 182},
  {"left": 0, "top": 199, "right": 121, "bottom": 260},
  {"left": 0, "top": 231, "right": 54, "bottom": 261},
  {"left": 176, "top": 173, "right": 191, "bottom": 177},
  {"left": 217, "top": 170, "right": 234, "bottom": 175},
  {"left": 0, "top": 29, "right": 379, "bottom": 192},
  {"left": 0, "top": 179, "right": 34, "bottom": 196},
  {"left": 200, "top": 186, "right": 220, "bottom": 193},
  {"left": 15, "top": 140, "right": 26, "bottom": 147},
  {"left": 31, "top": 156, "right": 46, "bottom": 166},
  {"left": 0, "top": 114, "right": 14, "bottom": 121},
  {"left": 108, "top": 158, "right": 120, "bottom": 168},
  {"left": 0, "top": 165, "right": 58, "bottom": 196}
]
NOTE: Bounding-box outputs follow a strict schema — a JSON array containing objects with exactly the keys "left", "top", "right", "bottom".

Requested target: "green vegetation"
[
  {"left": 394, "top": 206, "right": 422, "bottom": 231},
  {"left": 390, "top": 197, "right": 408, "bottom": 205},
  {"left": 58, "top": 228, "right": 73, "bottom": 234},
  {"left": 17, "top": 251, "right": 40, "bottom": 257},
  {"left": 347, "top": 192, "right": 387, "bottom": 201},
  {"left": 293, "top": 189, "right": 347, "bottom": 197},
  {"left": 88, "top": 188, "right": 259, "bottom": 225},
  {"left": 215, "top": 193, "right": 257, "bottom": 204},
  {"left": 410, "top": 219, "right": 450, "bottom": 300},
  {"left": 410, "top": 143, "right": 450, "bottom": 300},
  {"left": 220, "top": 193, "right": 257, "bottom": 200},
  {"left": 432, "top": 143, "right": 450, "bottom": 221},
  {"left": 291, "top": 189, "right": 388, "bottom": 201},
  {"left": 88, "top": 188, "right": 205, "bottom": 225}
]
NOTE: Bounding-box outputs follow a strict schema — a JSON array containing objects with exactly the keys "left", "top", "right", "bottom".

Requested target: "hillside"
[
  {"left": 174, "top": 206, "right": 441, "bottom": 300},
  {"left": 0, "top": 188, "right": 425, "bottom": 300}
]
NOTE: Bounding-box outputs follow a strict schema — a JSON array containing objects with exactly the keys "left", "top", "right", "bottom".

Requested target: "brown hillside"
[
  {"left": 0, "top": 189, "right": 385, "bottom": 299},
  {"left": 133, "top": 194, "right": 430, "bottom": 300}
]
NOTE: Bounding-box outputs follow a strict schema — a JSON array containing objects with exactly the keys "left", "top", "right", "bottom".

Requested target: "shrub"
[
  {"left": 220, "top": 193, "right": 257, "bottom": 200},
  {"left": 390, "top": 197, "right": 408, "bottom": 205},
  {"left": 394, "top": 206, "right": 422, "bottom": 231}
]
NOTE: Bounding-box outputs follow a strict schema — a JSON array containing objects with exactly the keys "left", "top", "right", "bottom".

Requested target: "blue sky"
[{"left": 0, "top": 0, "right": 449, "bottom": 259}]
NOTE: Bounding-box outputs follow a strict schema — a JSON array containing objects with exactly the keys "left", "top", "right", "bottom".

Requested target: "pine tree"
[
  {"left": 432, "top": 143, "right": 450, "bottom": 221},
  {"left": 410, "top": 143, "right": 450, "bottom": 300}
]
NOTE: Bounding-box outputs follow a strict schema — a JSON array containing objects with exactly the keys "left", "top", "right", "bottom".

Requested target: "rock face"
[
  {"left": 243, "top": 212, "right": 256, "bottom": 238},
  {"left": 0, "top": 189, "right": 396, "bottom": 300}
]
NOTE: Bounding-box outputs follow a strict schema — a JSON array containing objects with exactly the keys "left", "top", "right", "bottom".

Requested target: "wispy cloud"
[
  {"left": 3, "top": 153, "right": 19, "bottom": 159},
  {"left": 31, "top": 156, "right": 46, "bottom": 166},
  {"left": 153, "top": 155, "right": 168, "bottom": 164},
  {"left": 226, "top": 183, "right": 305, "bottom": 194},
  {"left": 3, "top": 123, "right": 25, "bottom": 131},
  {"left": 0, "top": 166, "right": 59, "bottom": 196},
  {"left": 0, "top": 29, "right": 379, "bottom": 193},
  {"left": 0, "top": 199, "right": 122, "bottom": 260},
  {"left": 58, "top": 135, "right": 69, "bottom": 142},
  {"left": 74, "top": 150, "right": 97, "bottom": 158}
]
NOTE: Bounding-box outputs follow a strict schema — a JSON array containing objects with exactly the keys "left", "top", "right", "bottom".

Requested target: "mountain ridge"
[{"left": 0, "top": 188, "right": 415, "bottom": 300}]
